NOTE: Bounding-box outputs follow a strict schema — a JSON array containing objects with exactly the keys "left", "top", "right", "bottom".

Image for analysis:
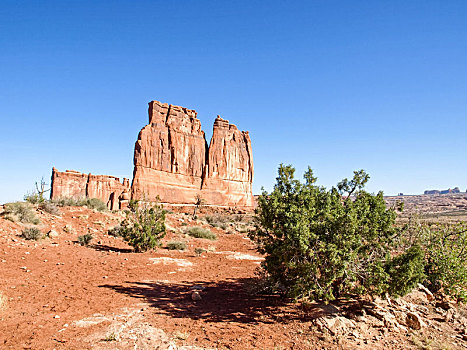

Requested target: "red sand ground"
[{"left": 0, "top": 206, "right": 465, "bottom": 349}]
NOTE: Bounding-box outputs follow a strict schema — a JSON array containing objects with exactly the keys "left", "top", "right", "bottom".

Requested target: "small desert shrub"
[
  {"left": 103, "top": 332, "right": 117, "bottom": 341},
  {"left": 3, "top": 202, "right": 40, "bottom": 224},
  {"left": 194, "top": 247, "right": 207, "bottom": 256},
  {"left": 186, "top": 226, "right": 217, "bottom": 240},
  {"left": 21, "top": 227, "right": 43, "bottom": 240},
  {"left": 204, "top": 214, "right": 238, "bottom": 230},
  {"left": 421, "top": 223, "right": 467, "bottom": 301},
  {"left": 51, "top": 197, "right": 84, "bottom": 207},
  {"left": 166, "top": 241, "right": 187, "bottom": 251},
  {"left": 39, "top": 201, "right": 60, "bottom": 215},
  {"left": 24, "top": 192, "right": 43, "bottom": 204},
  {"left": 119, "top": 200, "right": 166, "bottom": 252},
  {"left": 236, "top": 224, "right": 249, "bottom": 233},
  {"left": 85, "top": 198, "right": 107, "bottom": 211},
  {"left": 108, "top": 225, "right": 123, "bottom": 237},
  {"left": 233, "top": 214, "right": 244, "bottom": 222},
  {"left": 78, "top": 233, "right": 93, "bottom": 246},
  {"left": 51, "top": 197, "right": 107, "bottom": 211}
]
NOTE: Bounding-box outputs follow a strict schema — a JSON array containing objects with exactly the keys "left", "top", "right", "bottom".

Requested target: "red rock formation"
[
  {"left": 131, "top": 101, "right": 254, "bottom": 207},
  {"left": 50, "top": 168, "right": 130, "bottom": 210},
  {"left": 201, "top": 116, "right": 254, "bottom": 207},
  {"left": 50, "top": 169, "right": 88, "bottom": 200},
  {"left": 131, "top": 101, "right": 207, "bottom": 204}
]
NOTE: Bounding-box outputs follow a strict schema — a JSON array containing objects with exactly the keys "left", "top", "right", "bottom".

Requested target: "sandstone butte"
[{"left": 50, "top": 100, "right": 254, "bottom": 209}]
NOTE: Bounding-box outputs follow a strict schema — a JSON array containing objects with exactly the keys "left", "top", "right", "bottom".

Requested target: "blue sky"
[{"left": 1, "top": 0, "right": 466, "bottom": 203}]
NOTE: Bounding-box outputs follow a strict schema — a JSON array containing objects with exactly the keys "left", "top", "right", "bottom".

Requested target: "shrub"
[
  {"left": 249, "top": 164, "right": 425, "bottom": 301},
  {"left": 108, "top": 225, "right": 123, "bottom": 237},
  {"left": 21, "top": 227, "right": 43, "bottom": 240},
  {"left": 3, "top": 202, "right": 40, "bottom": 224},
  {"left": 78, "top": 233, "right": 93, "bottom": 246},
  {"left": 119, "top": 200, "right": 166, "bottom": 252},
  {"left": 24, "top": 193, "right": 43, "bottom": 204},
  {"left": 166, "top": 241, "right": 187, "bottom": 251},
  {"left": 24, "top": 178, "right": 50, "bottom": 204},
  {"left": 422, "top": 223, "right": 467, "bottom": 301},
  {"left": 85, "top": 198, "right": 107, "bottom": 211},
  {"left": 51, "top": 197, "right": 107, "bottom": 211},
  {"left": 39, "top": 201, "right": 60, "bottom": 215},
  {"left": 194, "top": 247, "right": 207, "bottom": 256},
  {"left": 51, "top": 197, "right": 82, "bottom": 207},
  {"left": 186, "top": 226, "right": 217, "bottom": 240},
  {"left": 103, "top": 332, "right": 117, "bottom": 341}
]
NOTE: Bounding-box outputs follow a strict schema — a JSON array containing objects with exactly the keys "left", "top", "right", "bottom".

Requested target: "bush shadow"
[
  {"left": 100, "top": 278, "right": 332, "bottom": 324},
  {"left": 91, "top": 244, "right": 133, "bottom": 253}
]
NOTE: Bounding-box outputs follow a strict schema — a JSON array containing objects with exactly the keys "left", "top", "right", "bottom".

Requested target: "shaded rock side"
[
  {"left": 131, "top": 101, "right": 207, "bottom": 204},
  {"left": 201, "top": 116, "right": 254, "bottom": 207},
  {"left": 50, "top": 168, "right": 130, "bottom": 210}
]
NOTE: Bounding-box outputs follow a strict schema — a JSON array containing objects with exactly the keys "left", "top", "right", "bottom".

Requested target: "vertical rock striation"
[
  {"left": 50, "top": 168, "right": 130, "bottom": 210},
  {"left": 131, "top": 101, "right": 254, "bottom": 207},
  {"left": 201, "top": 116, "right": 254, "bottom": 207},
  {"left": 131, "top": 101, "right": 207, "bottom": 204}
]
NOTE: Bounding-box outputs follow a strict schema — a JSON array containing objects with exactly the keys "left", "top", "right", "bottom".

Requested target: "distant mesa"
[
  {"left": 50, "top": 100, "right": 254, "bottom": 209},
  {"left": 424, "top": 187, "right": 461, "bottom": 195}
]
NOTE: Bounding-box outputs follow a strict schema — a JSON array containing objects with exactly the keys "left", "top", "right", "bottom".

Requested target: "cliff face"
[
  {"left": 131, "top": 101, "right": 207, "bottom": 204},
  {"left": 50, "top": 168, "right": 130, "bottom": 210},
  {"left": 201, "top": 116, "right": 254, "bottom": 207},
  {"left": 131, "top": 101, "right": 254, "bottom": 207}
]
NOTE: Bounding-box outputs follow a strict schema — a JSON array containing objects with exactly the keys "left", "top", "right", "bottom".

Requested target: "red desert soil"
[{"left": 0, "top": 206, "right": 466, "bottom": 349}]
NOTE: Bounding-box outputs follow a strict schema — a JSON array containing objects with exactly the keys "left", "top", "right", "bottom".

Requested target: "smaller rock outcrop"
[{"left": 50, "top": 168, "right": 130, "bottom": 210}]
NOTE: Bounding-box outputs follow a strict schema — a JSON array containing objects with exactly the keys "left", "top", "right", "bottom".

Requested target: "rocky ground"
[
  {"left": 0, "top": 203, "right": 467, "bottom": 349},
  {"left": 386, "top": 193, "right": 467, "bottom": 223}
]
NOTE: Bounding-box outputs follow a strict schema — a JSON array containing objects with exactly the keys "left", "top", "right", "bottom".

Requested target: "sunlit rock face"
[
  {"left": 131, "top": 101, "right": 207, "bottom": 204},
  {"left": 50, "top": 168, "right": 130, "bottom": 210},
  {"left": 201, "top": 116, "right": 254, "bottom": 207},
  {"left": 131, "top": 101, "right": 254, "bottom": 207}
]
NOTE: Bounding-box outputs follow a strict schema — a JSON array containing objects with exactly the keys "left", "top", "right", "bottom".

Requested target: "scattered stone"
[
  {"left": 225, "top": 252, "right": 263, "bottom": 260},
  {"left": 191, "top": 291, "right": 202, "bottom": 301},
  {"left": 47, "top": 230, "right": 59, "bottom": 238},
  {"left": 314, "top": 315, "right": 356, "bottom": 336},
  {"left": 0, "top": 291, "right": 6, "bottom": 310},
  {"left": 417, "top": 283, "right": 434, "bottom": 301},
  {"left": 436, "top": 300, "right": 452, "bottom": 311},
  {"left": 149, "top": 257, "right": 193, "bottom": 267},
  {"left": 445, "top": 308, "right": 456, "bottom": 322},
  {"left": 190, "top": 285, "right": 206, "bottom": 291},
  {"left": 406, "top": 312, "right": 423, "bottom": 330},
  {"left": 63, "top": 225, "right": 74, "bottom": 234}
]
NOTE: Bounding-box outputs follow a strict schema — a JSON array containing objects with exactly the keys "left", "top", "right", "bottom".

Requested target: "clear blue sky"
[{"left": 1, "top": 0, "right": 466, "bottom": 203}]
